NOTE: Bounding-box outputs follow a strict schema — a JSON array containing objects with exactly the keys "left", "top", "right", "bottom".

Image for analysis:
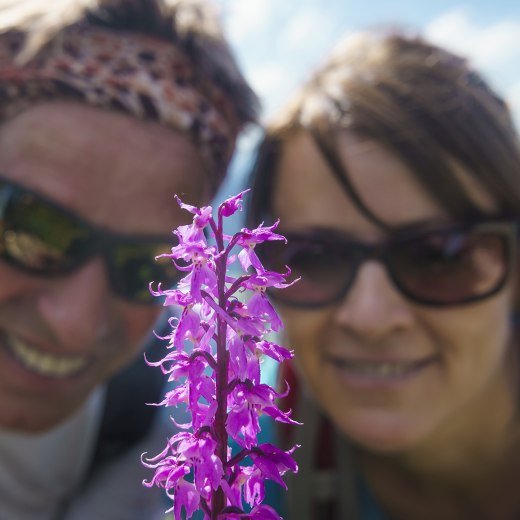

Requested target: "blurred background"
[{"left": 213, "top": 0, "right": 520, "bottom": 211}]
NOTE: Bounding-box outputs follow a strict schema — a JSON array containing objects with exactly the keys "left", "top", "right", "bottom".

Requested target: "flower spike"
[{"left": 143, "top": 192, "right": 299, "bottom": 519}]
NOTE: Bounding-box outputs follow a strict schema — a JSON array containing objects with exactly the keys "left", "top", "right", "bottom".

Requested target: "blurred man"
[{"left": 0, "top": 0, "right": 258, "bottom": 517}]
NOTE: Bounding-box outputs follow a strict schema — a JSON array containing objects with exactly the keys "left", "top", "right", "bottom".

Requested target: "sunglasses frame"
[
  {"left": 0, "top": 176, "right": 178, "bottom": 304},
  {"left": 263, "top": 220, "right": 518, "bottom": 308}
]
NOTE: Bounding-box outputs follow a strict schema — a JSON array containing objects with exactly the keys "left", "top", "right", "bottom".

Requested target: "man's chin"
[{"left": 0, "top": 394, "right": 92, "bottom": 433}]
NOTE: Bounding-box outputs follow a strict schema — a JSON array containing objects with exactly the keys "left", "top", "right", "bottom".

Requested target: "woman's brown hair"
[{"left": 248, "top": 30, "right": 520, "bottom": 229}]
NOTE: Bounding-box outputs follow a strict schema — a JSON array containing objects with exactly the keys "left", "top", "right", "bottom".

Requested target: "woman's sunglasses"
[
  {"left": 256, "top": 222, "right": 517, "bottom": 307},
  {"left": 0, "top": 177, "right": 179, "bottom": 304}
]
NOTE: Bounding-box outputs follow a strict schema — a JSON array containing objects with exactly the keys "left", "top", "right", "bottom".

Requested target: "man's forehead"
[
  {"left": 0, "top": 26, "right": 239, "bottom": 189},
  {"left": 0, "top": 102, "right": 208, "bottom": 235}
]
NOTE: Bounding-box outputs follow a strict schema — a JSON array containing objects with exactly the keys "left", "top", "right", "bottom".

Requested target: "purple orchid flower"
[
  {"left": 218, "top": 189, "right": 250, "bottom": 218},
  {"left": 219, "top": 504, "right": 282, "bottom": 520},
  {"left": 235, "top": 222, "right": 286, "bottom": 272},
  {"left": 143, "top": 191, "right": 299, "bottom": 519}
]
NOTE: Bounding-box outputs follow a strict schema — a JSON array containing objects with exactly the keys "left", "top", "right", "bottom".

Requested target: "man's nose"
[
  {"left": 333, "top": 260, "right": 414, "bottom": 343},
  {"left": 36, "top": 257, "right": 113, "bottom": 350}
]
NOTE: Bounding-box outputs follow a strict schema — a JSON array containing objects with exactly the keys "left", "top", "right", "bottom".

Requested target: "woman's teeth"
[
  {"left": 332, "top": 359, "right": 425, "bottom": 378},
  {"left": 6, "top": 334, "right": 89, "bottom": 378}
]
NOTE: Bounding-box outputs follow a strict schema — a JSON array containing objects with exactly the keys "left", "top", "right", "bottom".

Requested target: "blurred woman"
[{"left": 248, "top": 30, "right": 520, "bottom": 519}]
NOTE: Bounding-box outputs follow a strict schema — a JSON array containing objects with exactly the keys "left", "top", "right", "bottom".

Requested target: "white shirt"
[{"left": 0, "top": 386, "right": 167, "bottom": 520}]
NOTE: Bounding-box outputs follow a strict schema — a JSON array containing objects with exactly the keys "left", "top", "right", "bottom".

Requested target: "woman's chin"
[{"left": 334, "top": 409, "right": 432, "bottom": 454}]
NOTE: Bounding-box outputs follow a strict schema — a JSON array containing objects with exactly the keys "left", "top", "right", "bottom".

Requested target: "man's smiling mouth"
[{"left": 4, "top": 333, "right": 90, "bottom": 378}]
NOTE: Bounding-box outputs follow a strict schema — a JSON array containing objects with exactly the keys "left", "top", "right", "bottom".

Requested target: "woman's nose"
[{"left": 333, "top": 260, "right": 414, "bottom": 343}]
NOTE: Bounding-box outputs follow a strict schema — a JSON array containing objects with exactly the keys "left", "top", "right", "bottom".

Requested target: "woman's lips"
[
  {"left": 324, "top": 354, "right": 438, "bottom": 384},
  {"left": 3, "top": 332, "right": 91, "bottom": 378}
]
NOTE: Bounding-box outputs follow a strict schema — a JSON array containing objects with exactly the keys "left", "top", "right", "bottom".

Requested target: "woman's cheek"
[{"left": 416, "top": 292, "right": 513, "bottom": 393}]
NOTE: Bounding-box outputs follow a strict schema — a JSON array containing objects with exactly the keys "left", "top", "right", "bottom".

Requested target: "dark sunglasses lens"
[
  {"left": 257, "top": 236, "right": 355, "bottom": 305},
  {"left": 389, "top": 229, "right": 509, "bottom": 304},
  {"left": 1, "top": 191, "right": 90, "bottom": 273},
  {"left": 108, "top": 242, "right": 179, "bottom": 303}
]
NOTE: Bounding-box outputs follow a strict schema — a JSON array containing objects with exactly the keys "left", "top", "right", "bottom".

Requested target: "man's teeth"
[
  {"left": 333, "top": 360, "right": 421, "bottom": 377},
  {"left": 7, "top": 335, "right": 88, "bottom": 377}
]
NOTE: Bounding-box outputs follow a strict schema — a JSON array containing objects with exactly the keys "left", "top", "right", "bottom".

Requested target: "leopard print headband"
[{"left": 0, "top": 26, "right": 239, "bottom": 190}]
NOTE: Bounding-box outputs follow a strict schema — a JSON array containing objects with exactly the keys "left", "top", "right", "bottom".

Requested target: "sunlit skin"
[
  {"left": 0, "top": 101, "right": 209, "bottom": 433},
  {"left": 272, "top": 130, "right": 520, "bottom": 518}
]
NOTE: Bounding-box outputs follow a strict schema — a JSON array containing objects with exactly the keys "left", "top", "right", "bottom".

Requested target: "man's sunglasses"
[
  {"left": 0, "top": 177, "right": 179, "bottom": 304},
  {"left": 256, "top": 221, "right": 517, "bottom": 307}
]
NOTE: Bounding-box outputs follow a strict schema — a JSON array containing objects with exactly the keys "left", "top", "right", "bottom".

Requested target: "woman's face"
[{"left": 271, "top": 130, "right": 516, "bottom": 453}]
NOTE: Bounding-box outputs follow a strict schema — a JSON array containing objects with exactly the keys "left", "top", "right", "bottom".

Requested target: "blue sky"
[{"left": 214, "top": 0, "right": 520, "bottom": 200}]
